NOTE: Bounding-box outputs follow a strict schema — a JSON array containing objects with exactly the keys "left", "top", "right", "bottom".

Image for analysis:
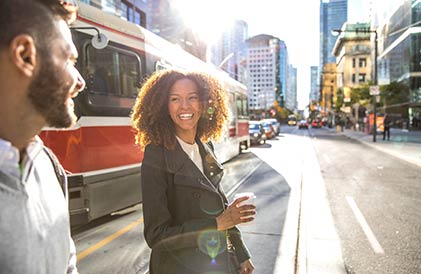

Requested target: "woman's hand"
[
  {"left": 216, "top": 196, "right": 256, "bottom": 231},
  {"left": 239, "top": 259, "right": 255, "bottom": 274}
]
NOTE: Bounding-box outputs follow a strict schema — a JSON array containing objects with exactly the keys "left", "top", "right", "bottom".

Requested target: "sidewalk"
[{"left": 336, "top": 128, "right": 421, "bottom": 168}]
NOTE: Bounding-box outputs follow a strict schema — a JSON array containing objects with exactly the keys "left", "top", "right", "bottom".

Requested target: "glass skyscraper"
[
  {"left": 373, "top": 0, "right": 421, "bottom": 126},
  {"left": 209, "top": 20, "right": 248, "bottom": 84},
  {"left": 319, "top": 0, "right": 348, "bottom": 71},
  {"left": 310, "top": 66, "right": 319, "bottom": 102}
]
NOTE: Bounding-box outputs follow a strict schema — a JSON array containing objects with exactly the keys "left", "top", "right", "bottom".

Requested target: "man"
[
  {"left": 383, "top": 114, "right": 391, "bottom": 141},
  {"left": 0, "top": 0, "right": 85, "bottom": 273}
]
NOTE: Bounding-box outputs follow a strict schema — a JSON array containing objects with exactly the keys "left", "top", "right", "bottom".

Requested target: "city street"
[
  {"left": 72, "top": 125, "right": 421, "bottom": 274},
  {"left": 3, "top": 2, "right": 421, "bottom": 274},
  {"left": 309, "top": 127, "right": 421, "bottom": 274}
]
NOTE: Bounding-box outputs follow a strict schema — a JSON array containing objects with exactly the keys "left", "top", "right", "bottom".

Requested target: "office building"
[
  {"left": 373, "top": 0, "right": 421, "bottom": 126},
  {"left": 246, "top": 34, "right": 288, "bottom": 112},
  {"left": 286, "top": 65, "right": 297, "bottom": 111},
  {"left": 209, "top": 20, "right": 248, "bottom": 83},
  {"left": 320, "top": 0, "right": 348, "bottom": 75},
  {"left": 332, "top": 22, "right": 372, "bottom": 90},
  {"left": 310, "top": 66, "right": 319, "bottom": 103}
]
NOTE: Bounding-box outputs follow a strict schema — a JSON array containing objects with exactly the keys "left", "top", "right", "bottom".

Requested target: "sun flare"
[{"left": 172, "top": 0, "right": 242, "bottom": 44}]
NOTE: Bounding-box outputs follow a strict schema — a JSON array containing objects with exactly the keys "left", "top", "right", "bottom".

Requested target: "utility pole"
[{"left": 372, "top": 30, "right": 378, "bottom": 142}]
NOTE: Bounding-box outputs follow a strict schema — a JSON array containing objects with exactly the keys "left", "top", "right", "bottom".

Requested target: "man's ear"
[{"left": 9, "top": 34, "right": 37, "bottom": 78}]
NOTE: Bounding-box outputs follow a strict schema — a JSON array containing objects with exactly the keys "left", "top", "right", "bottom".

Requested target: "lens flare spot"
[{"left": 198, "top": 230, "right": 226, "bottom": 260}]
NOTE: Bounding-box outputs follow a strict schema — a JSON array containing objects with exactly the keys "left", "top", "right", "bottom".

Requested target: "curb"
[{"left": 338, "top": 131, "right": 421, "bottom": 168}]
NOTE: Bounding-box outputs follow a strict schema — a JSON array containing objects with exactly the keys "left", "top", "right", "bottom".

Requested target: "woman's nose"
[{"left": 180, "top": 98, "right": 191, "bottom": 107}]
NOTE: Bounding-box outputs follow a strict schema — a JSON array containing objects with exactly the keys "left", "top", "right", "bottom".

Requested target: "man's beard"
[{"left": 27, "top": 56, "right": 76, "bottom": 128}]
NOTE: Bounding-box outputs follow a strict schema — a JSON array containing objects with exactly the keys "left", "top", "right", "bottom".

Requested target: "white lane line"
[
  {"left": 323, "top": 154, "right": 332, "bottom": 164},
  {"left": 346, "top": 196, "right": 385, "bottom": 254},
  {"left": 226, "top": 161, "right": 262, "bottom": 197}
]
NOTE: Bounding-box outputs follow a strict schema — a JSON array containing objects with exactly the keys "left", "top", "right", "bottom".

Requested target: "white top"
[
  {"left": 176, "top": 136, "right": 203, "bottom": 173},
  {"left": 0, "top": 136, "right": 78, "bottom": 274}
]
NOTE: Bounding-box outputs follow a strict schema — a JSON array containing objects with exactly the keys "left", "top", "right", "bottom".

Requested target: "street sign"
[{"left": 369, "top": 85, "right": 380, "bottom": 95}]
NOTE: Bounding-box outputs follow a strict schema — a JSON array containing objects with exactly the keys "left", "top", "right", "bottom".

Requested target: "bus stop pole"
[{"left": 373, "top": 95, "right": 376, "bottom": 142}]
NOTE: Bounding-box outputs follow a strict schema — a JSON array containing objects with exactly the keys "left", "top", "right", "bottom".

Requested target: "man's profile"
[{"left": 0, "top": 0, "right": 85, "bottom": 273}]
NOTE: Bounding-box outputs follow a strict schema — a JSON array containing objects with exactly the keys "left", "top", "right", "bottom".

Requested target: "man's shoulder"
[{"left": 40, "top": 146, "right": 67, "bottom": 196}]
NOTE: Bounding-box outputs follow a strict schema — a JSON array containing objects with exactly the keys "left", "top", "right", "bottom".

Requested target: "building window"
[
  {"left": 352, "top": 58, "right": 356, "bottom": 68},
  {"left": 134, "top": 9, "right": 141, "bottom": 25},
  {"left": 352, "top": 74, "right": 356, "bottom": 83},
  {"left": 120, "top": 0, "right": 146, "bottom": 27},
  {"left": 359, "top": 58, "right": 367, "bottom": 67},
  {"left": 120, "top": 1, "right": 128, "bottom": 18},
  {"left": 358, "top": 73, "right": 366, "bottom": 83}
]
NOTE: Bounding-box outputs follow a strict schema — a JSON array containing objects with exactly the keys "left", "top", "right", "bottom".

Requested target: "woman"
[{"left": 131, "top": 70, "right": 255, "bottom": 274}]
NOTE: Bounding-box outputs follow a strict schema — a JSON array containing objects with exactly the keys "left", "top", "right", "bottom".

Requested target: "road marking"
[
  {"left": 77, "top": 217, "right": 144, "bottom": 261},
  {"left": 345, "top": 196, "right": 384, "bottom": 254},
  {"left": 226, "top": 161, "right": 262, "bottom": 197},
  {"left": 323, "top": 154, "right": 332, "bottom": 164}
]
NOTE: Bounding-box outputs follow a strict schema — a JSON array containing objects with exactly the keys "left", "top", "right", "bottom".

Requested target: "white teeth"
[{"left": 179, "top": 114, "right": 193, "bottom": 119}]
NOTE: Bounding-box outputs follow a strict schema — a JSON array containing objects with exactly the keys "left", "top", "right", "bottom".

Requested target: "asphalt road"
[
  {"left": 72, "top": 125, "right": 421, "bottom": 274},
  {"left": 308, "top": 126, "right": 421, "bottom": 274},
  {"left": 72, "top": 149, "right": 265, "bottom": 274}
]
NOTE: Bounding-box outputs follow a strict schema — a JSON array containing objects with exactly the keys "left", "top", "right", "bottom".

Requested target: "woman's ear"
[{"left": 9, "top": 34, "right": 37, "bottom": 78}]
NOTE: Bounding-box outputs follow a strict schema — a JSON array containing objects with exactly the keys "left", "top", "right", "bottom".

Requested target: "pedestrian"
[
  {"left": 131, "top": 69, "right": 256, "bottom": 274},
  {"left": 383, "top": 114, "right": 391, "bottom": 140},
  {"left": 0, "top": 0, "right": 85, "bottom": 273}
]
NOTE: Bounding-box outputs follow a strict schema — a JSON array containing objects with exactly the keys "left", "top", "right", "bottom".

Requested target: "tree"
[
  {"left": 350, "top": 84, "right": 371, "bottom": 105},
  {"left": 334, "top": 87, "right": 344, "bottom": 112},
  {"left": 379, "top": 81, "right": 409, "bottom": 117}
]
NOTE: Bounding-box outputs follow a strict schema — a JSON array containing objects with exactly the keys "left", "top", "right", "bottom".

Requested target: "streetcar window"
[
  {"left": 85, "top": 44, "right": 141, "bottom": 98},
  {"left": 236, "top": 96, "right": 242, "bottom": 116},
  {"left": 236, "top": 94, "right": 249, "bottom": 117},
  {"left": 228, "top": 93, "right": 236, "bottom": 127}
]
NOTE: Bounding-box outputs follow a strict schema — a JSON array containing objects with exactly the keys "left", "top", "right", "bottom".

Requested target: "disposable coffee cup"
[
  {"left": 233, "top": 192, "right": 256, "bottom": 225},
  {"left": 234, "top": 192, "right": 256, "bottom": 206}
]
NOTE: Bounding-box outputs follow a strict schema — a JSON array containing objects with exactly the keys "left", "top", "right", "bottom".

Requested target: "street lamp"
[
  {"left": 218, "top": 52, "right": 234, "bottom": 69},
  {"left": 332, "top": 27, "right": 378, "bottom": 142}
]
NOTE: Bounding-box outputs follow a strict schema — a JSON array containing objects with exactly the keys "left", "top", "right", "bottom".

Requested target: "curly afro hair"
[{"left": 131, "top": 69, "right": 228, "bottom": 150}]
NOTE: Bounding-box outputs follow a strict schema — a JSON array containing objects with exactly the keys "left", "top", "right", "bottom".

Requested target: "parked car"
[
  {"left": 311, "top": 119, "right": 322, "bottom": 128},
  {"left": 298, "top": 119, "right": 309, "bottom": 129},
  {"left": 249, "top": 121, "right": 267, "bottom": 145},
  {"left": 263, "top": 118, "right": 280, "bottom": 134}
]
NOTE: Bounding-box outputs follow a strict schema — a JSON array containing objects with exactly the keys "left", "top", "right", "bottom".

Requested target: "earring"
[{"left": 207, "top": 99, "right": 215, "bottom": 120}]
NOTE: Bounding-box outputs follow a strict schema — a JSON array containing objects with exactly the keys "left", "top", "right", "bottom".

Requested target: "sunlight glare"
[{"left": 172, "top": 0, "right": 240, "bottom": 44}]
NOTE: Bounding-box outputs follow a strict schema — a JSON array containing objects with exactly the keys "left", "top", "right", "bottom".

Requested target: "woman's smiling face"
[{"left": 168, "top": 78, "right": 202, "bottom": 142}]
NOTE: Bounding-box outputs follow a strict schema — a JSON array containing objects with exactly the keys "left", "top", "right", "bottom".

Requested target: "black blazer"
[{"left": 141, "top": 138, "right": 251, "bottom": 274}]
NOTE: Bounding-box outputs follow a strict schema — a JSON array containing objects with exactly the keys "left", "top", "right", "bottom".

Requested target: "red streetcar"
[{"left": 40, "top": 2, "right": 249, "bottom": 226}]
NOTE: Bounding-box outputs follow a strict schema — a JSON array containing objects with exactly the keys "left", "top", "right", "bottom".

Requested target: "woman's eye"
[
  {"left": 189, "top": 96, "right": 199, "bottom": 101},
  {"left": 170, "top": 97, "right": 179, "bottom": 102}
]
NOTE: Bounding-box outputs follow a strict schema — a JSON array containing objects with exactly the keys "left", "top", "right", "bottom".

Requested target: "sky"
[
  {"left": 242, "top": 0, "right": 371, "bottom": 109},
  {"left": 174, "top": 0, "right": 371, "bottom": 110}
]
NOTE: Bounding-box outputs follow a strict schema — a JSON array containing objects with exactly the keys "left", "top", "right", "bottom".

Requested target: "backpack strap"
[{"left": 42, "top": 146, "right": 67, "bottom": 199}]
